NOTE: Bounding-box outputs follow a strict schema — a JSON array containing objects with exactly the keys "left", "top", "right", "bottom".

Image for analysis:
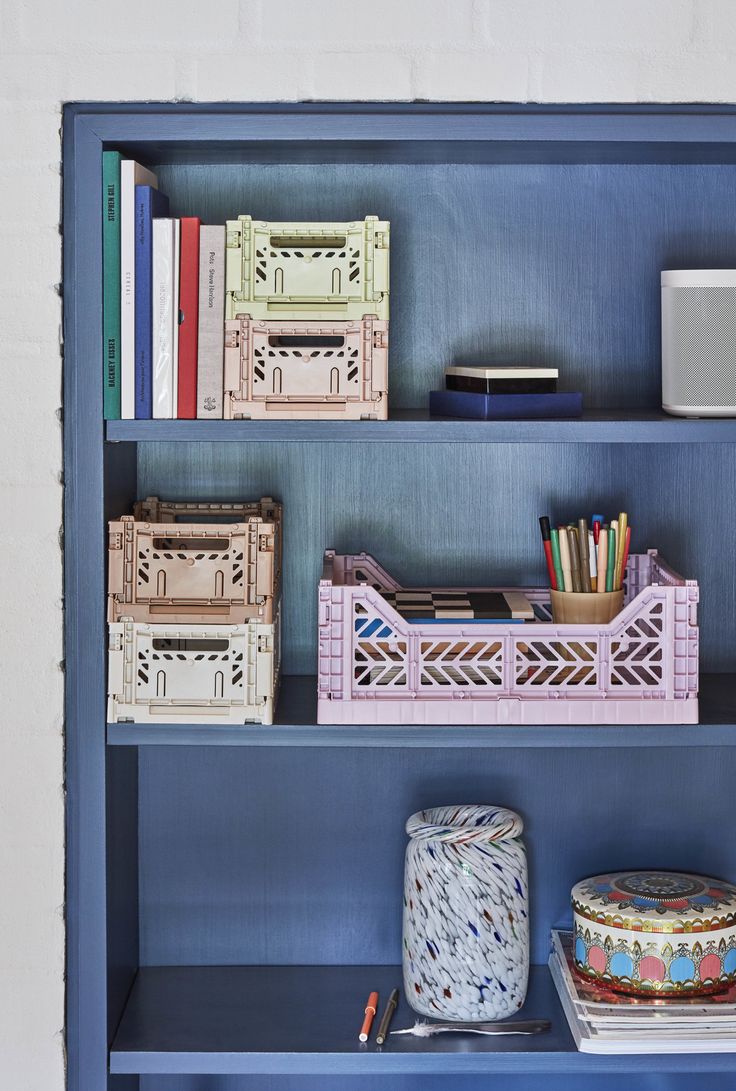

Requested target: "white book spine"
[
  {"left": 172, "top": 219, "right": 180, "bottom": 418},
  {"left": 120, "top": 160, "right": 157, "bottom": 419},
  {"left": 152, "top": 219, "right": 175, "bottom": 419},
  {"left": 197, "top": 224, "right": 225, "bottom": 418}
]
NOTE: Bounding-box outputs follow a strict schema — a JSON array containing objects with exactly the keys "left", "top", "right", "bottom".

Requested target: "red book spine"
[{"left": 177, "top": 216, "right": 200, "bottom": 418}]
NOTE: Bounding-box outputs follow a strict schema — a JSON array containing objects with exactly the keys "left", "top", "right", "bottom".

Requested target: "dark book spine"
[
  {"left": 134, "top": 185, "right": 169, "bottom": 419},
  {"left": 102, "top": 152, "right": 121, "bottom": 419}
]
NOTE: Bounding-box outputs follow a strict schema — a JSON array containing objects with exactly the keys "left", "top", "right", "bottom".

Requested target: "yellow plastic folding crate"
[{"left": 225, "top": 216, "right": 389, "bottom": 321}]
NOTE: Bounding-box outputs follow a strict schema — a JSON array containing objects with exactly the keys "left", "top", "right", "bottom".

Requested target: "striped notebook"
[{"left": 382, "top": 590, "right": 534, "bottom": 623}]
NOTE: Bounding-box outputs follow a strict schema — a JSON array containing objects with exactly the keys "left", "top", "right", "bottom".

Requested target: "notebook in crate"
[
  {"left": 549, "top": 930, "right": 736, "bottom": 1053},
  {"left": 382, "top": 590, "right": 534, "bottom": 623}
]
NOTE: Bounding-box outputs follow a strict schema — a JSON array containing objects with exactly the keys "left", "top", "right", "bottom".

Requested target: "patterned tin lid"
[{"left": 572, "top": 871, "right": 736, "bottom": 933}]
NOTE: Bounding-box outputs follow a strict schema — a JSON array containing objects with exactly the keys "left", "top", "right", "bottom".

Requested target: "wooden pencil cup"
[{"left": 550, "top": 589, "right": 624, "bottom": 624}]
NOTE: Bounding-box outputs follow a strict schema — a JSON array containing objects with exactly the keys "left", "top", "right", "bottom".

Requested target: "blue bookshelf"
[{"left": 64, "top": 103, "right": 736, "bottom": 1091}]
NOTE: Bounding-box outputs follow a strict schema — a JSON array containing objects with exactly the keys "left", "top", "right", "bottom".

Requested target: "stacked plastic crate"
[
  {"left": 223, "top": 215, "right": 390, "bottom": 419},
  {"left": 107, "top": 496, "right": 282, "bottom": 725}
]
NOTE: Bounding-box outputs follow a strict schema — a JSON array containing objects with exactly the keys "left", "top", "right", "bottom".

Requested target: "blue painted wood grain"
[
  {"left": 106, "top": 673, "right": 734, "bottom": 747},
  {"left": 137, "top": 745, "right": 736, "bottom": 968},
  {"left": 155, "top": 160, "right": 736, "bottom": 412},
  {"left": 65, "top": 112, "right": 143, "bottom": 1091},
  {"left": 105, "top": 413, "right": 736, "bottom": 443},
  {"left": 138, "top": 441, "right": 735, "bottom": 676},
  {"left": 63, "top": 101, "right": 736, "bottom": 161},
  {"left": 138, "top": 1076, "right": 736, "bottom": 1091},
  {"left": 111, "top": 965, "right": 736, "bottom": 1078},
  {"left": 63, "top": 108, "right": 112, "bottom": 1091}
]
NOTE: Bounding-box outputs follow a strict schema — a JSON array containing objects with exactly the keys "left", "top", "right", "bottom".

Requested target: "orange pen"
[{"left": 359, "top": 991, "right": 379, "bottom": 1042}]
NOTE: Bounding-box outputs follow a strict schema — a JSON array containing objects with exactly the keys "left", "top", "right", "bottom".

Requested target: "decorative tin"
[
  {"left": 572, "top": 871, "right": 736, "bottom": 997},
  {"left": 402, "top": 805, "right": 529, "bottom": 1021}
]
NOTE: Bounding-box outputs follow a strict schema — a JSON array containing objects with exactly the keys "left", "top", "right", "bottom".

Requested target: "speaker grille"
[{"left": 662, "top": 287, "right": 736, "bottom": 407}]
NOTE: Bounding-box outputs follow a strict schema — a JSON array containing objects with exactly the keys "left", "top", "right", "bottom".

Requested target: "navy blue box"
[{"left": 429, "top": 389, "right": 583, "bottom": 420}]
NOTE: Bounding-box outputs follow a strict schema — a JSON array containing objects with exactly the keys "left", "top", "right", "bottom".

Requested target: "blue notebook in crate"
[{"left": 429, "top": 389, "right": 583, "bottom": 420}]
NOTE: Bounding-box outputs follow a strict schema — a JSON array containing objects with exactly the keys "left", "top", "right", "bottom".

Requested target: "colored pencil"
[
  {"left": 538, "top": 516, "right": 557, "bottom": 589},
  {"left": 596, "top": 527, "right": 608, "bottom": 593},
  {"left": 615, "top": 512, "right": 628, "bottom": 591},
  {"left": 588, "top": 530, "right": 597, "bottom": 591},
  {"left": 558, "top": 527, "right": 572, "bottom": 593},
  {"left": 568, "top": 526, "right": 582, "bottom": 592},
  {"left": 550, "top": 528, "right": 564, "bottom": 592},
  {"left": 606, "top": 526, "right": 616, "bottom": 592},
  {"left": 620, "top": 524, "right": 632, "bottom": 588},
  {"left": 578, "top": 518, "right": 591, "bottom": 592}
]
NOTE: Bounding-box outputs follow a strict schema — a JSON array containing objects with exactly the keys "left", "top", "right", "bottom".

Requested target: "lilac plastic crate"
[{"left": 317, "top": 550, "right": 699, "bottom": 726}]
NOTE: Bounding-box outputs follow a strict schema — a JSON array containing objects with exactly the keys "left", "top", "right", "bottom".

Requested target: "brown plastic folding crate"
[
  {"left": 223, "top": 315, "right": 388, "bottom": 420},
  {"left": 225, "top": 216, "right": 389, "bottom": 321},
  {"left": 108, "top": 496, "right": 282, "bottom": 625},
  {"left": 107, "top": 617, "right": 279, "bottom": 725}
]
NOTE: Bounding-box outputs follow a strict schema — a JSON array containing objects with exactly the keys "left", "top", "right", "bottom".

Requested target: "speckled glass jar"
[{"left": 402, "top": 805, "right": 529, "bottom": 1021}]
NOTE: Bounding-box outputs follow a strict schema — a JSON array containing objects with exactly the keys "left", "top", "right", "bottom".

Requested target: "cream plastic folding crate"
[
  {"left": 108, "top": 618, "right": 279, "bottom": 725},
  {"left": 225, "top": 216, "right": 389, "bottom": 321},
  {"left": 223, "top": 315, "right": 388, "bottom": 420},
  {"left": 317, "top": 550, "right": 699, "bottom": 726},
  {"left": 108, "top": 497, "right": 281, "bottom": 625}
]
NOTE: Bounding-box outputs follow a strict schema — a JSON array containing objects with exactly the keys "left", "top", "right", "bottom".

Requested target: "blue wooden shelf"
[
  {"left": 109, "top": 963, "right": 736, "bottom": 1076},
  {"left": 106, "top": 673, "right": 734, "bottom": 747},
  {"left": 65, "top": 104, "right": 736, "bottom": 1089},
  {"left": 106, "top": 411, "right": 736, "bottom": 444}
]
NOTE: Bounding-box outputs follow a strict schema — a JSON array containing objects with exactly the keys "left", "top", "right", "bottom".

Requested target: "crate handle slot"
[
  {"left": 267, "top": 335, "right": 345, "bottom": 349},
  {"left": 151, "top": 638, "right": 230, "bottom": 652},
  {"left": 152, "top": 537, "right": 229, "bottom": 551},
  {"left": 269, "top": 235, "right": 346, "bottom": 248}
]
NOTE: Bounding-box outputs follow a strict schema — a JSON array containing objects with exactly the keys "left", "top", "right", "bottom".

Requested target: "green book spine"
[{"left": 103, "top": 151, "right": 122, "bottom": 419}]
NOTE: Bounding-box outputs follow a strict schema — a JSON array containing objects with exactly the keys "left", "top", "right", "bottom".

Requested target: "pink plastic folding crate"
[
  {"left": 223, "top": 315, "right": 388, "bottom": 420},
  {"left": 108, "top": 496, "right": 281, "bottom": 625},
  {"left": 317, "top": 550, "right": 699, "bottom": 726}
]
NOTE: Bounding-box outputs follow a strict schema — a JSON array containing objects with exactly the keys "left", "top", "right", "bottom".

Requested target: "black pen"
[{"left": 375, "top": 988, "right": 400, "bottom": 1044}]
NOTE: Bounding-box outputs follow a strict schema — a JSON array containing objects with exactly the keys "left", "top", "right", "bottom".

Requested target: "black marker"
[{"left": 375, "top": 988, "right": 400, "bottom": 1045}]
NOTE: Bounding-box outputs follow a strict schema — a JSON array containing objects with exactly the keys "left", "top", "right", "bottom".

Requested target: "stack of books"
[
  {"left": 102, "top": 152, "right": 225, "bottom": 420},
  {"left": 549, "top": 930, "right": 736, "bottom": 1054},
  {"left": 429, "top": 366, "right": 583, "bottom": 420}
]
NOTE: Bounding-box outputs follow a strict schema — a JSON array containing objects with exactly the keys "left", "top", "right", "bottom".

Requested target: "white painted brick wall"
[{"left": 1, "top": 0, "right": 735, "bottom": 1086}]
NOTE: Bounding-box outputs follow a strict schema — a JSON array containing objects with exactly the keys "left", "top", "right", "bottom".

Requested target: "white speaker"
[{"left": 662, "top": 269, "right": 736, "bottom": 417}]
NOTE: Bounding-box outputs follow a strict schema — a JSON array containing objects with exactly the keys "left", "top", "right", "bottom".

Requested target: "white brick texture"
[
  {"left": 259, "top": 0, "right": 476, "bottom": 46},
  {"left": 483, "top": 0, "right": 695, "bottom": 50},
  {"left": 1, "top": 1, "right": 736, "bottom": 1088}
]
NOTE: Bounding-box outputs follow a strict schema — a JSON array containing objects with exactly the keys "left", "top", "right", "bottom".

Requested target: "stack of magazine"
[{"left": 549, "top": 930, "right": 736, "bottom": 1054}]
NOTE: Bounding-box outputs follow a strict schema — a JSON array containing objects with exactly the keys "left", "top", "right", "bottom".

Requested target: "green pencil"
[
  {"left": 550, "top": 528, "right": 564, "bottom": 591},
  {"left": 606, "top": 526, "right": 616, "bottom": 592}
]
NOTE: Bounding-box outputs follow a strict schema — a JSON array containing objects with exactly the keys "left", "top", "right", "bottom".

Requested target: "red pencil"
[
  {"left": 359, "top": 991, "right": 379, "bottom": 1042},
  {"left": 538, "top": 516, "right": 557, "bottom": 590}
]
